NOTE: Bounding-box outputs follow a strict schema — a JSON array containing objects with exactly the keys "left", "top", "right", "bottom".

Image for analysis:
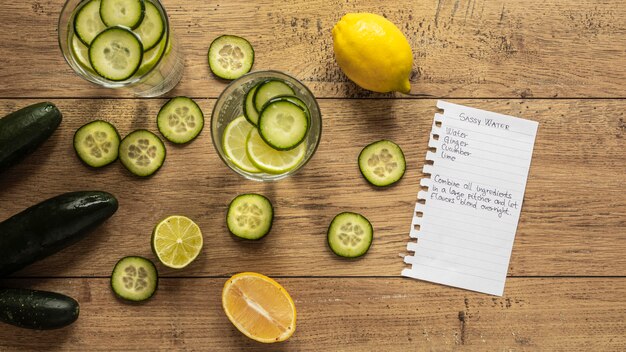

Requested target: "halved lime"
[
  {"left": 71, "top": 35, "right": 95, "bottom": 73},
  {"left": 152, "top": 215, "right": 203, "bottom": 269},
  {"left": 246, "top": 129, "right": 306, "bottom": 174},
  {"left": 222, "top": 116, "right": 261, "bottom": 173}
]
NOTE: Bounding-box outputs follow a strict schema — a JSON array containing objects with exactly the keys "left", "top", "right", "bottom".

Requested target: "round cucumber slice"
[
  {"left": 243, "top": 82, "right": 261, "bottom": 126},
  {"left": 157, "top": 97, "right": 204, "bottom": 144},
  {"left": 73, "top": 120, "right": 120, "bottom": 168},
  {"left": 227, "top": 193, "right": 273, "bottom": 240},
  {"left": 111, "top": 256, "right": 158, "bottom": 302},
  {"left": 208, "top": 35, "right": 254, "bottom": 80},
  {"left": 358, "top": 140, "right": 406, "bottom": 187},
  {"left": 89, "top": 27, "right": 144, "bottom": 81},
  {"left": 327, "top": 212, "right": 373, "bottom": 258},
  {"left": 100, "top": 0, "right": 145, "bottom": 29},
  {"left": 119, "top": 129, "right": 166, "bottom": 177},
  {"left": 133, "top": 1, "right": 164, "bottom": 51},
  {"left": 73, "top": 0, "right": 106, "bottom": 46},
  {"left": 258, "top": 100, "right": 309, "bottom": 150},
  {"left": 253, "top": 79, "right": 295, "bottom": 112}
]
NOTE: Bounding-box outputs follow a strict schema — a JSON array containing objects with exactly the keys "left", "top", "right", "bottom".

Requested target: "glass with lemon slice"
[{"left": 211, "top": 71, "right": 322, "bottom": 181}]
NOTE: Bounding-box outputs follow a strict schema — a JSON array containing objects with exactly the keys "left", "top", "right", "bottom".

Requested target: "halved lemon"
[
  {"left": 222, "top": 115, "right": 261, "bottom": 173},
  {"left": 152, "top": 215, "right": 203, "bottom": 269},
  {"left": 222, "top": 272, "right": 296, "bottom": 343},
  {"left": 246, "top": 129, "right": 306, "bottom": 174}
]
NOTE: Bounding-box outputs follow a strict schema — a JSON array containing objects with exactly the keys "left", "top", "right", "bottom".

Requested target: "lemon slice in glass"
[
  {"left": 246, "top": 129, "right": 305, "bottom": 174},
  {"left": 152, "top": 215, "right": 203, "bottom": 269},
  {"left": 222, "top": 115, "right": 261, "bottom": 173}
]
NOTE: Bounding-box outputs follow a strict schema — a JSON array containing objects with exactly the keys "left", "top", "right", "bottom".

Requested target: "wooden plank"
[
  {"left": 0, "top": 99, "right": 624, "bottom": 277},
  {"left": 0, "top": 277, "right": 623, "bottom": 351},
  {"left": 0, "top": 0, "right": 625, "bottom": 98}
]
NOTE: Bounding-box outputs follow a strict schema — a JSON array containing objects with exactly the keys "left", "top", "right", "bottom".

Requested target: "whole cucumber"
[
  {"left": 0, "top": 191, "right": 118, "bottom": 277},
  {"left": 0, "top": 102, "right": 63, "bottom": 172},
  {"left": 0, "top": 288, "right": 79, "bottom": 330}
]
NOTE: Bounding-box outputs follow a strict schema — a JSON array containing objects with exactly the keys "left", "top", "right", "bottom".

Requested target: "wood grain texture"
[
  {"left": 0, "top": 278, "right": 623, "bottom": 351},
  {"left": 0, "top": 0, "right": 625, "bottom": 98},
  {"left": 0, "top": 99, "right": 624, "bottom": 277}
]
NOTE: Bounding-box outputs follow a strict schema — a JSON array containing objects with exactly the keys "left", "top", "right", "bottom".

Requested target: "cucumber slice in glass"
[
  {"left": 111, "top": 256, "right": 158, "bottom": 302},
  {"left": 208, "top": 35, "right": 254, "bottom": 80},
  {"left": 258, "top": 100, "right": 309, "bottom": 150},
  {"left": 358, "top": 140, "right": 406, "bottom": 187},
  {"left": 73, "top": 0, "right": 106, "bottom": 45},
  {"left": 157, "top": 97, "right": 204, "bottom": 144},
  {"left": 100, "top": 0, "right": 145, "bottom": 29},
  {"left": 227, "top": 193, "right": 274, "bottom": 240},
  {"left": 133, "top": 1, "right": 164, "bottom": 51},
  {"left": 89, "top": 27, "right": 144, "bottom": 81},
  {"left": 243, "top": 82, "right": 261, "bottom": 126},
  {"left": 73, "top": 120, "right": 120, "bottom": 167},
  {"left": 119, "top": 129, "right": 166, "bottom": 177},
  {"left": 327, "top": 212, "right": 373, "bottom": 258},
  {"left": 253, "top": 79, "right": 295, "bottom": 112}
]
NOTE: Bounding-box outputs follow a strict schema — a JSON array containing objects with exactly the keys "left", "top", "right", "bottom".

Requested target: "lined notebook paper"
[{"left": 401, "top": 101, "right": 539, "bottom": 296}]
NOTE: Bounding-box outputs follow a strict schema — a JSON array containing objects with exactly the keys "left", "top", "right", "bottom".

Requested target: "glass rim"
[
  {"left": 57, "top": 0, "right": 171, "bottom": 87},
  {"left": 210, "top": 70, "right": 323, "bottom": 182}
]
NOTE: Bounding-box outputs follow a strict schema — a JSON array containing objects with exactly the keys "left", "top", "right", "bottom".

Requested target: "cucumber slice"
[
  {"left": 253, "top": 79, "right": 295, "bottom": 112},
  {"left": 327, "top": 212, "right": 373, "bottom": 258},
  {"left": 89, "top": 27, "right": 144, "bottom": 81},
  {"left": 358, "top": 140, "right": 406, "bottom": 187},
  {"left": 258, "top": 100, "right": 309, "bottom": 150},
  {"left": 73, "top": 0, "right": 106, "bottom": 45},
  {"left": 71, "top": 35, "right": 95, "bottom": 73},
  {"left": 111, "top": 256, "right": 158, "bottom": 302},
  {"left": 100, "top": 0, "right": 145, "bottom": 29},
  {"left": 243, "top": 82, "right": 261, "bottom": 126},
  {"left": 226, "top": 194, "right": 273, "bottom": 240},
  {"left": 208, "top": 35, "right": 254, "bottom": 80},
  {"left": 267, "top": 95, "right": 309, "bottom": 115},
  {"left": 157, "top": 97, "right": 204, "bottom": 144},
  {"left": 119, "top": 129, "right": 166, "bottom": 177},
  {"left": 73, "top": 120, "right": 120, "bottom": 167},
  {"left": 133, "top": 1, "right": 164, "bottom": 51}
]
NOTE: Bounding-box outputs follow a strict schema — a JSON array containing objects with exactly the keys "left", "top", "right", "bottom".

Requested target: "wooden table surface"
[{"left": 1, "top": 0, "right": 625, "bottom": 350}]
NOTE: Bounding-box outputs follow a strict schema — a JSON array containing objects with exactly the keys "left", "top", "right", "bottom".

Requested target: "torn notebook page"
[{"left": 401, "top": 100, "right": 539, "bottom": 296}]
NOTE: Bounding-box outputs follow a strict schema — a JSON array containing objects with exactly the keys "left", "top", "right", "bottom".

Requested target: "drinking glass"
[
  {"left": 58, "top": 0, "right": 183, "bottom": 97},
  {"left": 211, "top": 71, "right": 322, "bottom": 181}
]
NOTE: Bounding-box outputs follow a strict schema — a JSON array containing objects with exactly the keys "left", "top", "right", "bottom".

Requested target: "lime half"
[
  {"left": 152, "top": 215, "right": 203, "bottom": 269},
  {"left": 222, "top": 116, "right": 261, "bottom": 173},
  {"left": 71, "top": 35, "right": 95, "bottom": 73},
  {"left": 246, "top": 129, "right": 306, "bottom": 174}
]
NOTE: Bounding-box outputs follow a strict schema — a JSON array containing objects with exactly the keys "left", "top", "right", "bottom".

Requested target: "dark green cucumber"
[
  {"left": 0, "top": 288, "right": 79, "bottom": 330},
  {"left": 0, "top": 191, "right": 118, "bottom": 277},
  {"left": 0, "top": 102, "right": 62, "bottom": 172}
]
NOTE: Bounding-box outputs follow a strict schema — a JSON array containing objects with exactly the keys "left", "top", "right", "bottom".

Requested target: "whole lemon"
[{"left": 332, "top": 13, "right": 413, "bottom": 94}]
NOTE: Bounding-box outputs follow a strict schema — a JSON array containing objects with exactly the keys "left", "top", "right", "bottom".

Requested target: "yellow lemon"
[{"left": 332, "top": 13, "right": 413, "bottom": 93}]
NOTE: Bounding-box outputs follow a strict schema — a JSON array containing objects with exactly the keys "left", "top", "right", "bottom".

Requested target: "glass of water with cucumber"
[
  {"left": 211, "top": 71, "right": 322, "bottom": 181},
  {"left": 58, "top": 0, "right": 183, "bottom": 97}
]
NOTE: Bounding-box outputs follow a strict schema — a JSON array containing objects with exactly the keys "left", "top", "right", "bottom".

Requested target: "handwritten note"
[{"left": 401, "top": 101, "right": 539, "bottom": 296}]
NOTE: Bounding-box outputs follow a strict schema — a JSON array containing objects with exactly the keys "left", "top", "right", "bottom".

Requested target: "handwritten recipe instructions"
[{"left": 402, "top": 101, "right": 539, "bottom": 296}]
